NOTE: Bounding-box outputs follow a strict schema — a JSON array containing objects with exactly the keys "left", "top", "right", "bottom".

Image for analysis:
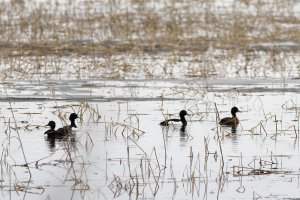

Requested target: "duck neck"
[
  {"left": 180, "top": 116, "right": 187, "bottom": 125},
  {"left": 232, "top": 113, "right": 237, "bottom": 118},
  {"left": 70, "top": 120, "right": 77, "bottom": 128}
]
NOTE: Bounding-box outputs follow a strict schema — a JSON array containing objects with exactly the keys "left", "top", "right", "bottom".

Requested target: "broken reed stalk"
[
  {"left": 127, "top": 146, "right": 132, "bottom": 178},
  {"left": 213, "top": 103, "right": 224, "bottom": 168},
  {"left": 139, "top": 155, "right": 145, "bottom": 186},
  {"left": 106, "top": 151, "right": 108, "bottom": 182},
  {"left": 8, "top": 101, "right": 32, "bottom": 178},
  {"left": 8, "top": 100, "right": 32, "bottom": 199},
  {"left": 153, "top": 147, "right": 161, "bottom": 173},
  {"left": 62, "top": 141, "right": 78, "bottom": 182},
  {"left": 203, "top": 137, "right": 209, "bottom": 170},
  {"left": 14, "top": 152, "right": 56, "bottom": 168},
  {"left": 214, "top": 102, "right": 220, "bottom": 122},
  {"left": 162, "top": 124, "right": 167, "bottom": 168},
  {"left": 127, "top": 136, "right": 146, "bottom": 156},
  {"left": 214, "top": 103, "right": 225, "bottom": 200},
  {"left": 260, "top": 122, "right": 268, "bottom": 136},
  {"left": 274, "top": 115, "right": 278, "bottom": 139}
]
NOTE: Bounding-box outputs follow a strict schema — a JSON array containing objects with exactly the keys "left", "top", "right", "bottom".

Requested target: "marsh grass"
[
  {"left": 0, "top": 0, "right": 299, "bottom": 80},
  {"left": 232, "top": 153, "right": 288, "bottom": 177}
]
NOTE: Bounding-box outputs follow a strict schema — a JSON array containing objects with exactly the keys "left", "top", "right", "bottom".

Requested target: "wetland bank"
[{"left": 1, "top": 0, "right": 300, "bottom": 199}]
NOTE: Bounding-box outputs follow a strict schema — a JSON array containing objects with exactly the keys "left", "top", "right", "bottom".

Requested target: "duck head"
[
  {"left": 69, "top": 113, "right": 78, "bottom": 128},
  {"left": 46, "top": 121, "right": 56, "bottom": 130},
  {"left": 231, "top": 107, "right": 240, "bottom": 114},
  {"left": 69, "top": 113, "right": 78, "bottom": 120},
  {"left": 179, "top": 110, "right": 188, "bottom": 118}
]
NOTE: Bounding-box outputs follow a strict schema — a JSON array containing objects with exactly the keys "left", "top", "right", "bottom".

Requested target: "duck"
[
  {"left": 219, "top": 107, "right": 240, "bottom": 126},
  {"left": 45, "top": 120, "right": 60, "bottom": 138},
  {"left": 56, "top": 113, "right": 78, "bottom": 136},
  {"left": 160, "top": 110, "right": 188, "bottom": 126},
  {"left": 44, "top": 113, "right": 78, "bottom": 138}
]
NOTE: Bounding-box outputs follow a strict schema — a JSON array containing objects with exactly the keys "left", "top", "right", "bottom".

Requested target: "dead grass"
[
  {"left": 0, "top": 0, "right": 299, "bottom": 80},
  {"left": 0, "top": 0, "right": 299, "bottom": 57}
]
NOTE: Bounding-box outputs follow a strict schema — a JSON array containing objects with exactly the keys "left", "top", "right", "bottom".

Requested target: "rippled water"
[{"left": 0, "top": 78, "right": 300, "bottom": 199}]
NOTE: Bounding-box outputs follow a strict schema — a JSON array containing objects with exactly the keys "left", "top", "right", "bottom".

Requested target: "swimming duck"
[
  {"left": 44, "top": 113, "right": 78, "bottom": 138},
  {"left": 160, "top": 110, "right": 188, "bottom": 126},
  {"left": 219, "top": 107, "right": 240, "bottom": 126},
  {"left": 56, "top": 113, "right": 78, "bottom": 136},
  {"left": 45, "top": 120, "right": 60, "bottom": 138}
]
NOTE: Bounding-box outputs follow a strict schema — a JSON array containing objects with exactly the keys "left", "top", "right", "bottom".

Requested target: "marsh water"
[{"left": 1, "top": 77, "right": 300, "bottom": 200}]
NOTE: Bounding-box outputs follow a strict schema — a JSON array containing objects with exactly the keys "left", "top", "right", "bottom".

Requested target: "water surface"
[{"left": 1, "top": 78, "right": 300, "bottom": 199}]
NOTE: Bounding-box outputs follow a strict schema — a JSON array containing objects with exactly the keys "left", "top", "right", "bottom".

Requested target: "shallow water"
[
  {"left": 1, "top": 0, "right": 300, "bottom": 198},
  {"left": 0, "top": 78, "right": 300, "bottom": 199}
]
